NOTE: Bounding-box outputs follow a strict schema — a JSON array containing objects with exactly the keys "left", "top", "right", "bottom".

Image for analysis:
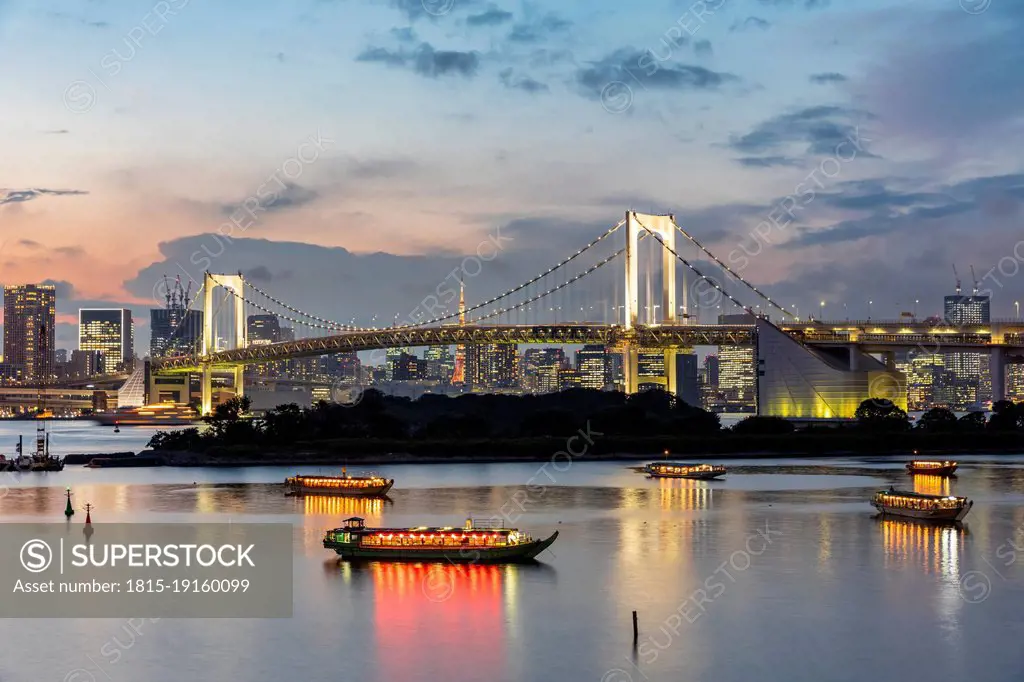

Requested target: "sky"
[{"left": 1, "top": 0, "right": 1023, "bottom": 350}]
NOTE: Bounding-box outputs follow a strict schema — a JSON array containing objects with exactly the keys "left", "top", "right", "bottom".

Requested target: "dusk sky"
[{"left": 2, "top": 0, "right": 1023, "bottom": 348}]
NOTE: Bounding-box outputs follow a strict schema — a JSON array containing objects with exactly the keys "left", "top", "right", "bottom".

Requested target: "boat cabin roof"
[
  {"left": 877, "top": 488, "right": 965, "bottom": 501},
  {"left": 329, "top": 524, "right": 519, "bottom": 535}
]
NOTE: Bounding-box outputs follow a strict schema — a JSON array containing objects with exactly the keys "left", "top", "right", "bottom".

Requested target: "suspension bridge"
[{"left": 148, "top": 211, "right": 1024, "bottom": 418}]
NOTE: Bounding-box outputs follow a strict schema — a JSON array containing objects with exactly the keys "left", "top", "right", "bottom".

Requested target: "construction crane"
[
  {"left": 952, "top": 264, "right": 961, "bottom": 295},
  {"left": 970, "top": 265, "right": 979, "bottom": 296}
]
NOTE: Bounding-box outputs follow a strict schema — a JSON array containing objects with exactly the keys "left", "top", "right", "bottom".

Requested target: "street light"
[
  {"left": 1017, "top": 301, "right": 1020, "bottom": 320},
  {"left": 868, "top": 300, "right": 873, "bottom": 319},
  {"left": 914, "top": 299, "right": 919, "bottom": 318},
  {"left": 819, "top": 300, "right": 825, "bottom": 321}
]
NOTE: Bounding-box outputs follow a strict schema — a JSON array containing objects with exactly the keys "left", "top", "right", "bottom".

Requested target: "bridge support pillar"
[
  {"left": 623, "top": 344, "right": 639, "bottom": 394},
  {"left": 200, "top": 364, "right": 213, "bottom": 416},
  {"left": 991, "top": 347, "right": 1006, "bottom": 404},
  {"left": 664, "top": 349, "right": 678, "bottom": 396},
  {"left": 233, "top": 366, "right": 244, "bottom": 400}
]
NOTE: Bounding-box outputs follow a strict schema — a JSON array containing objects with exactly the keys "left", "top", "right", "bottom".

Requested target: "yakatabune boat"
[
  {"left": 285, "top": 471, "right": 393, "bottom": 497},
  {"left": 871, "top": 487, "right": 973, "bottom": 522},
  {"left": 905, "top": 460, "right": 958, "bottom": 476},
  {"left": 645, "top": 462, "right": 727, "bottom": 480},
  {"left": 323, "top": 517, "right": 559, "bottom": 563}
]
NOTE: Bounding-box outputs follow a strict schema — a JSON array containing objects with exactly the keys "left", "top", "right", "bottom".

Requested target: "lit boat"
[
  {"left": 285, "top": 470, "right": 394, "bottom": 497},
  {"left": 323, "top": 517, "right": 558, "bottom": 563},
  {"left": 905, "top": 460, "right": 958, "bottom": 476},
  {"left": 644, "top": 462, "right": 727, "bottom": 480},
  {"left": 871, "top": 487, "right": 973, "bottom": 522}
]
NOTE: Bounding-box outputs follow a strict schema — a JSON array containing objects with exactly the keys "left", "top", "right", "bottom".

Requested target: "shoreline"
[{"left": 142, "top": 446, "right": 1024, "bottom": 467}]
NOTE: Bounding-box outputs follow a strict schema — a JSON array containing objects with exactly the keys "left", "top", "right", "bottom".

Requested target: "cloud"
[
  {"left": 18, "top": 239, "right": 42, "bottom": 249},
  {"left": 756, "top": 0, "right": 829, "bottom": 8},
  {"left": 576, "top": 48, "right": 738, "bottom": 99},
  {"left": 736, "top": 156, "right": 803, "bottom": 168},
  {"left": 245, "top": 265, "right": 276, "bottom": 283},
  {"left": 388, "top": 0, "right": 480, "bottom": 22},
  {"left": 0, "top": 188, "right": 89, "bottom": 206},
  {"left": 507, "top": 13, "right": 571, "bottom": 43},
  {"left": 730, "top": 17, "right": 770, "bottom": 32},
  {"left": 357, "top": 42, "right": 480, "bottom": 78},
  {"left": 42, "top": 129, "right": 69, "bottom": 134},
  {"left": 217, "top": 181, "right": 320, "bottom": 217},
  {"left": 729, "top": 105, "right": 877, "bottom": 158},
  {"left": 41, "top": 279, "right": 75, "bottom": 299},
  {"left": 390, "top": 26, "right": 417, "bottom": 42},
  {"left": 809, "top": 72, "right": 847, "bottom": 84},
  {"left": 786, "top": 174, "right": 1024, "bottom": 247},
  {"left": 499, "top": 68, "right": 548, "bottom": 94},
  {"left": 694, "top": 40, "right": 713, "bottom": 57},
  {"left": 466, "top": 8, "right": 513, "bottom": 26},
  {"left": 54, "top": 246, "right": 86, "bottom": 257}
]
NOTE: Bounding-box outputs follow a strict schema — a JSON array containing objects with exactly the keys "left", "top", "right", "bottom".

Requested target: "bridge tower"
[
  {"left": 200, "top": 273, "right": 247, "bottom": 415},
  {"left": 621, "top": 211, "right": 684, "bottom": 395}
]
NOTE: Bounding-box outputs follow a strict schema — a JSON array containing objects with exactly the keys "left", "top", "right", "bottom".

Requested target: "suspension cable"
[
  {"left": 671, "top": 219, "right": 796, "bottom": 319},
  {"left": 474, "top": 249, "right": 625, "bottom": 322},
  {"left": 244, "top": 280, "right": 365, "bottom": 331}
]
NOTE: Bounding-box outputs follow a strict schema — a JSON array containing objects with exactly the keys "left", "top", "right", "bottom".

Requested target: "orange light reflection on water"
[{"left": 370, "top": 562, "right": 509, "bottom": 680}]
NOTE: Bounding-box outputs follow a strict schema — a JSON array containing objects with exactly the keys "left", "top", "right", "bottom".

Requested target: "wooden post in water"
[{"left": 632, "top": 610, "right": 638, "bottom": 644}]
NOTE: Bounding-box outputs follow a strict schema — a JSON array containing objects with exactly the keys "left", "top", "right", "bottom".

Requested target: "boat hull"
[
  {"left": 872, "top": 500, "right": 972, "bottom": 522},
  {"left": 288, "top": 480, "right": 393, "bottom": 497},
  {"left": 326, "top": 531, "right": 558, "bottom": 563}
]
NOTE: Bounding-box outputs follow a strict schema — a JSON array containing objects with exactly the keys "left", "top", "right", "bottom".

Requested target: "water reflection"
[
  {"left": 912, "top": 475, "right": 952, "bottom": 497},
  {"left": 340, "top": 563, "right": 521, "bottom": 680},
  {"left": 881, "top": 518, "right": 965, "bottom": 577},
  {"left": 658, "top": 478, "right": 713, "bottom": 511},
  {"left": 300, "top": 494, "right": 389, "bottom": 519}
]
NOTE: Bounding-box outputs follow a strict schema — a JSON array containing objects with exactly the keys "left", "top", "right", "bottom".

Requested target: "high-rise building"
[
  {"left": 521, "top": 348, "right": 566, "bottom": 392},
  {"left": 700, "top": 354, "right": 720, "bottom": 410},
  {"left": 466, "top": 344, "right": 518, "bottom": 390},
  {"left": 70, "top": 349, "right": 105, "bottom": 377},
  {"left": 79, "top": 309, "right": 134, "bottom": 374},
  {"left": 718, "top": 345, "right": 756, "bottom": 409},
  {"left": 1006, "top": 363, "right": 1024, "bottom": 401},
  {"left": 636, "top": 351, "right": 666, "bottom": 391},
  {"left": 423, "top": 345, "right": 455, "bottom": 383},
  {"left": 150, "top": 276, "right": 202, "bottom": 359},
  {"left": 576, "top": 345, "right": 607, "bottom": 389},
  {"left": 943, "top": 293, "right": 991, "bottom": 408},
  {"left": 325, "top": 352, "right": 361, "bottom": 383},
  {"left": 247, "top": 315, "right": 282, "bottom": 345},
  {"left": 675, "top": 352, "right": 700, "bottom": 407},
  {"left": 385, "top": 347, "right": 411, "bottom": 381},
  {"left": 393, "top": 352, "right": 422, "bottom": 381},
  {"left": 4, "top": 284, "right": 56, "bottom": 383},
  {"left": 558, "top": 368, "right": 581, "bottom": 391}
]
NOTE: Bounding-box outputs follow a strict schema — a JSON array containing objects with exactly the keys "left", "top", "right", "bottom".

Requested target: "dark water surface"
[{"left": 2, "top": 448, "right": 1024, "bottom": 682}]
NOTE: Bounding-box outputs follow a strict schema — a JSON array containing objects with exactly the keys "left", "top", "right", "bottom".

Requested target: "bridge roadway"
[{"left": 151, "top": 320, "right": 1024, "bottom": 373}]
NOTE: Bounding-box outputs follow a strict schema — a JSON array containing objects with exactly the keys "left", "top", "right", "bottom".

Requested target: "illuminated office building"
[
  {"left": 79, "top": 309, "right": 134, "bottom": 374},
  {"left": 247, "top": 314, "right": 282, "bottom": 345},
  {"left": 575, "top": 345, "right": 607, "bottom": 389},
  {"left": 466, "top": 344, "right": 518, "bottom": 390},
  {"left": 943, "top": 293, "right": 990, "bottom": 409},
  {"left": 3, "top": 284, "right": 56, "bottom": 383},
  {"left": 718, "top": 345, "right": 756, "bottom": 409}
]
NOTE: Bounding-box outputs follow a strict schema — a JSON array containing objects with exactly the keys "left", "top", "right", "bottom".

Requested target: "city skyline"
[{"left": 2, "top": 0, "right": 1023, "bottom": 348}]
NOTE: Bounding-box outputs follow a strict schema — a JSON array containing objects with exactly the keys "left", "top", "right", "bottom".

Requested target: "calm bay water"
[{"left": 1, "top": 424, "right": 1024, "bottom": 682}]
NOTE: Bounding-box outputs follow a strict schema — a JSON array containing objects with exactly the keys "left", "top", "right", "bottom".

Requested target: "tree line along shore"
[{"left": 139, "top": 389, "right": 1024, "bottom": 466}]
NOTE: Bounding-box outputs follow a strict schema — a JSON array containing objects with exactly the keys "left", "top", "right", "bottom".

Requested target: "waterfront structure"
[
  {"left": 756, "top": 318, "right": 907, "bottom": 418},
  {"left": 79, "top": 308, "right": 133, "bottom": 374},
  {"left": 576, "top": 345, "right": 606, "bottom": 389},
  {"left": 3, "top": 284, "right": 56, "bottom": 383}
]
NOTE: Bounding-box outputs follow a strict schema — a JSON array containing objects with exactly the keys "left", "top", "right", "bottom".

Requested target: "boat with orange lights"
[
  {"left": 905, "top": 460, "right": 958, "bottom": 476},
  {"left": 285, "top": 470, "right": 393, "bottom": 497},
  {"left": 871, "top": 487, "right": 973, "bottom": 522},
  {"left": 644, "top": 462, "right": 727, "bottom": 480},
  {"left": 323, "top": 517, "right": 558, "bottom": 563}
]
